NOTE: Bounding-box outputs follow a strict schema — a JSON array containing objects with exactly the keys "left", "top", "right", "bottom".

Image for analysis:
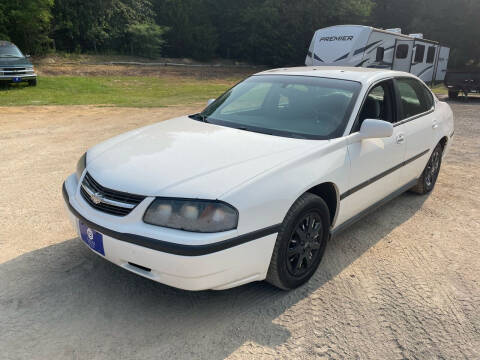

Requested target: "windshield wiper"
[
  {"left": 189, "top": 113, "right": 209, "bottom": 123},
  {"left": 0, "top": 55, "right": 21, "bottom": 58}
]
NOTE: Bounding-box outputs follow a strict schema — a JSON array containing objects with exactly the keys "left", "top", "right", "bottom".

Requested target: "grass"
[
  {"left": 0, "top": 76, "right": 238, "bottom": 107},
  {"left": 431, "top": 84, "right": 448, "bottom": 95},
  {"left": 0, "top": 75, "right": 449, "bottom": 107}
]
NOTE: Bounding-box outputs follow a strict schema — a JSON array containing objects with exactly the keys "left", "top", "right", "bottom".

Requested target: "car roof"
[
  {"left": 0, "top": 40, "right": 15, "bottom": 46},
  {"left": 255, "top": 66, "right": 417, "bottom": 84}
]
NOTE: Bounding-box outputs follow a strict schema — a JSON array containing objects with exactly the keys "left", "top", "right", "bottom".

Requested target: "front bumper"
[
  {"left": 0, "top": 74, "right": 36, "bottom": 82},
  {"left": 62, "top": 174, "right": 278, "bottom": 291}
]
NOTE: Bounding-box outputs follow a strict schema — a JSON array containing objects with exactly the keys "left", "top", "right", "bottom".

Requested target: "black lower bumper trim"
[{"left": 63, "top": 182, "right": 280, "bottom": 256}]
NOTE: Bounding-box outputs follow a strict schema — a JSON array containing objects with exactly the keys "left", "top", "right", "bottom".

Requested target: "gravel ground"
[{"left": 0, "top": 99, "right": 479, "bottom": 360}]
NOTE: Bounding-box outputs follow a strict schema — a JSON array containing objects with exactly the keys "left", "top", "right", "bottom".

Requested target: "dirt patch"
[
  {"left": 0, "top": 101, "right": 479, "bottom": 359},
  {"left": 33, "top": 55, "right": 263, "bottom": 80},
  {"left": 37, "top": 64, "right": 260, "bottom": 80}
]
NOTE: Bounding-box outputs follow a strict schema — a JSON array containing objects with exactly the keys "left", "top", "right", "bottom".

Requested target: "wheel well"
[{"left": 307, "top": 182, "right": 338, "bottom": 225}]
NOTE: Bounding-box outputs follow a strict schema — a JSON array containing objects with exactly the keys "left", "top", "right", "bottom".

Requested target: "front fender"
[{"left": 222, "top": 138, "right": 349, "bottom": 234}]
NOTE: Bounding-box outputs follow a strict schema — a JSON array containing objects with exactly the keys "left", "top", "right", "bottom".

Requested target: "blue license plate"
[
  {"left": 79, "top": 222, "right": 105, "bottom": 256},
  {"left": 12, "top": 77, "right": 21, "bottom": 83}
]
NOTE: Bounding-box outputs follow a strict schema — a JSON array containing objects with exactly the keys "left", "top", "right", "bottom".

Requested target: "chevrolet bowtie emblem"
[{"left": 90, "top": 192, "right": 103, "bottom": 205}]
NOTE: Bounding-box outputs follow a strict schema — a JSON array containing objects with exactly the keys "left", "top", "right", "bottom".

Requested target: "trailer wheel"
[{"left": 448, "top": 90, "right": 458, "bottom": 99}]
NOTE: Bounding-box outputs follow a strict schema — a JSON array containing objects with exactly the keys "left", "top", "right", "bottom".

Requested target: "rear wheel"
[
  {"left": 448, "top": 90, "right": 458, "bottom": 99},
  {"left": 28, "top": 79, "right": 37, "bottom": 87},
  {"left": 266, "top": 193, "right": 330, "bottom": 290},
  {"left": 410, "top": 143, "right": 443, "bottom": 195}
]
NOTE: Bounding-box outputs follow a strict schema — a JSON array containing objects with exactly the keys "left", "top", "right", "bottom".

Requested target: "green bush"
[{"left": 126, "top": 23, "right": 168, "bottom": 58}]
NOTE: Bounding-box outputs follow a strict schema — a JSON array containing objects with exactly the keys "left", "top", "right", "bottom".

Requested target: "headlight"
[
  {"left": 76, "top": 152, "right": 87, "bottom": 181},
  {"left": 144, "top": 199, "right": 238, "bottom": 233}
]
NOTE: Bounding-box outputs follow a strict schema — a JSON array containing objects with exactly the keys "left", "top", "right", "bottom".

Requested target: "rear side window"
[
  {"left": 376, "top": 47, "right": 385, "bottom": 62},
  {"left": 396, "top": 44, "right": 409, "bottom": 59},
  {"left": 426, "top": 46, "right": 436, "bottom": 63},
  {"left": 396, "top": 78, "right": 433, "bottom": 119},
  {"left": 414, "top": 45, "right": 425, "bottom": 63}
]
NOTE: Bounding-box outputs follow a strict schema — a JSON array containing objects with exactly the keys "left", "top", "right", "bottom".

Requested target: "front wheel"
[
  {"left": 28, "top": 79, "right": 37, "bottom": 87},
  {"left": 410, "top": 144, "right": 443, "bottom": 195},
  {"left": 266, "top": 193, "right": 330, "bottom": 290}
]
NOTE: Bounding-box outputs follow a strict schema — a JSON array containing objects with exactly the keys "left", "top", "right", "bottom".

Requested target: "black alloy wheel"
[
  {"left": 410, "top": 143, "right": 444, "bottom": 195},
  {"left": 267, "top": 193, "right": 330, "bottom": 290},
  {"left": 424, "top": 146, "right": 442, "bottom": 191},
  {"left": 286, "top": 212, "right": 324, "bottom": 277}
]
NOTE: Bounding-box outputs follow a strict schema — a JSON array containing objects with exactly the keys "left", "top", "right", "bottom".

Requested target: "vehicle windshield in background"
[
  {"left": 201, "top": 75, "right": 361, "bottom": 139},
  {"left": 0, "top": 43, "right": 24, "bottom": 58}
]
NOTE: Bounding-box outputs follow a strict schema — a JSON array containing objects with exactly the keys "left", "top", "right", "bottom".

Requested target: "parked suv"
[{"left": 0, "top": 41, "right": 37, "bottom": 86}]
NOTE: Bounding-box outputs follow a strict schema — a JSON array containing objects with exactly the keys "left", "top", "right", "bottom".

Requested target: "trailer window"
[
  {"left": 376, "top": 47, "right": 385, "bottom": 62},
  {"left": 396, "top": 44, "right": 409, "bottom": 59},
  {"left": 426, "top": 46, "right": 436, "bottom": 63},
  {"left": 414, "top": 45, "right": 425, "bottom": 63}
]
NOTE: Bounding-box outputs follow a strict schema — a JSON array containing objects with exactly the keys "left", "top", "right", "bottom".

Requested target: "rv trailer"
[{"left": 306, "top": 25, "right": 450, "bottom": 84}]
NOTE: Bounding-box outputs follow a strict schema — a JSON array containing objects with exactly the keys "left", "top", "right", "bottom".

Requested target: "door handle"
[
  {"left": 396, "top": 134, "right": 405, "bottom": 144},
  {"left": 432, "top": 121, "right": 439, "bottom": 129}
]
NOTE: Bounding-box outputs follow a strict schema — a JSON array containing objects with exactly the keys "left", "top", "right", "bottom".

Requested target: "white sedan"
[{"left": 63, "top": 67, "right": 454, "bottom": 291}]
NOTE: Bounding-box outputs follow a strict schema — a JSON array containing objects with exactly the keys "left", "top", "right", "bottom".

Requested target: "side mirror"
[
  {"left": 359, "top": 119, "right": 393, "bottom": 139},
  {"left": 25, "top": 54, "right": 31, "bottom": 58},
  {"left": 207, "top": 98, "right": 215, "bottom": 106}
]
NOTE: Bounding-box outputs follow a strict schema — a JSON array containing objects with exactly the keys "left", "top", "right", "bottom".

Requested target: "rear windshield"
[
  {"left": 0, "top": 43, "right": 24, "bottom": 58},
  {"left": 200, "top": 75, "right": 361, "bottom": 140}
]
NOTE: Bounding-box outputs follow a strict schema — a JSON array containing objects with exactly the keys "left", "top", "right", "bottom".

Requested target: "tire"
[
  {"left": 28, "top": 79, "right": 37, "bottom": 87},
  {"left": 448, "top": 90, "right": 458, "bottom": 99},
  {"left": 410, "top": 143, "right": 443, "bottom": 195},
  {"left": 266, "top": 193, "right": 330, "bottom": 290}
]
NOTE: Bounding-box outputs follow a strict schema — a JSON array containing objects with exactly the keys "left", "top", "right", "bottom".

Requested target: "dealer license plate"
[{"left": 79, "top": 222, "right": 105, "bottom": 256}]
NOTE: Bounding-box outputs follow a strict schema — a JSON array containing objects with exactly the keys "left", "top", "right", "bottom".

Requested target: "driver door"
[{"left": 336, "top": 79, "right": 408, "bottom": 226}]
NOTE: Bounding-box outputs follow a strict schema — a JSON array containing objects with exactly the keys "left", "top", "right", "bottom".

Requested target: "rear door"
[
  {"left": 394, "top": 77, "right": 435, "bottom": 181},
  {"left": 393, "top": 40, "right": 414, "bottom": 73}
]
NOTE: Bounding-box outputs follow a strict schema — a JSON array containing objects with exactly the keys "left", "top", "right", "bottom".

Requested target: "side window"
[
  {"left": 376, "top": 47, "right": 385, "bottom": 62},
  {"left": 419, "top": 83, "right": 434, "bottom": 110},
  {"left": 414, "top": 45, "right": 425, "bottom": 63},
  {"left": 426, "top": 46, "right": 436, "bottom": 63},
  {"left": 355, "top": 80, "right": 394, "bottom": 132},
  {"left": 396, "top": 78, "right": 432, "bottom": 119},
  {"left": 396, "top": 44, "right": 409, "bottom": 59}
]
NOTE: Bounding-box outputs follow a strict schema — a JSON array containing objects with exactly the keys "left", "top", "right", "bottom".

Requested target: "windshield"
[
  {"left": 0, "top": 43, "right": 24, "bottom": 58},
  {"left": 200, "top": 75, "right": 361, "bottom": 139}
]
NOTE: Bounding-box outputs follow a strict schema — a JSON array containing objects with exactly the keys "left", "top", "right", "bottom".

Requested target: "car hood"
[
  {"left": 0, "top": 57, "right": 32, "bottom": 66},
  {"left": 87, "top": 116, "right": 320, "bottom": 198}
]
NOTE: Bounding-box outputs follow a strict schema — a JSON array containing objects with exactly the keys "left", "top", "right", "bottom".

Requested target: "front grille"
[
  {"left": 0, "top": 67, "right": 31, "bottom": 76},
  {"left": 80, "top": 172, "right": 145, "bottom": 216}
]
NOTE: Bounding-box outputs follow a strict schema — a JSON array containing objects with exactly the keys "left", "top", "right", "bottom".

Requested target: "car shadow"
[{"left": 1, "top": 192, "right": 427, "bottom": 359}]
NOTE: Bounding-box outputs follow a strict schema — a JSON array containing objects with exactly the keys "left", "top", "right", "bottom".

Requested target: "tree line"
[{"left": 0, "top": 0, "right": 478, "bottom": 68}]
